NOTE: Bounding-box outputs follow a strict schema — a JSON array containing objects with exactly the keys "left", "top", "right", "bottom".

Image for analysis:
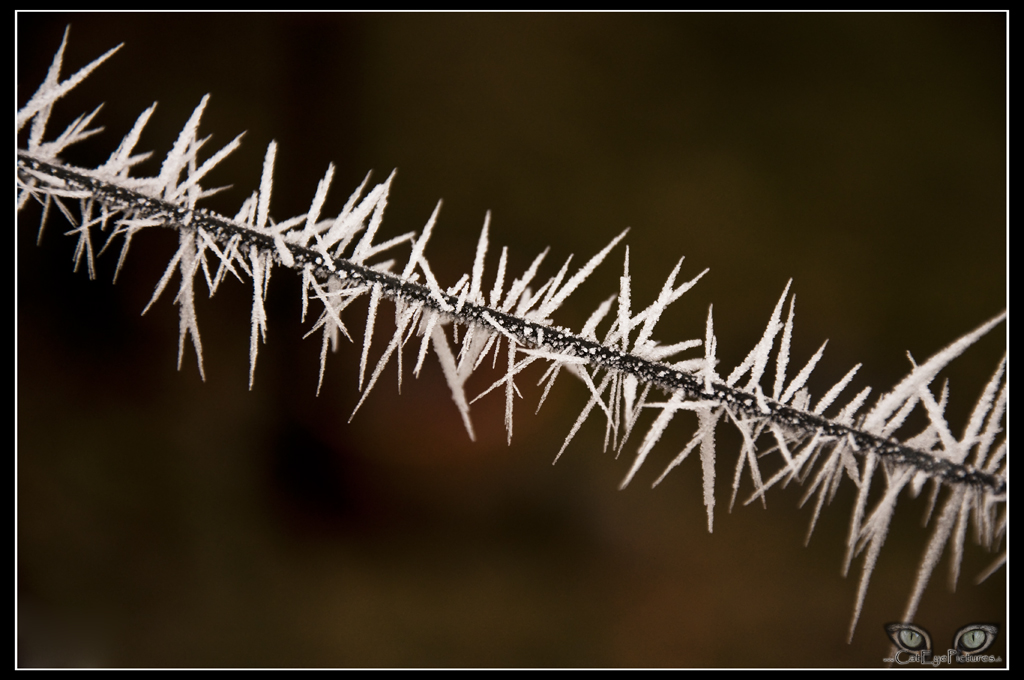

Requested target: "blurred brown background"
[{"left": 17, "top": 13, "right": 1005, "bottom": 667}]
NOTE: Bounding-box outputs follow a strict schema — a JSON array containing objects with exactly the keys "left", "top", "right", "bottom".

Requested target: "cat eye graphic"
[
  {"left": 953, "top": 624, "right": 998, "bottom": 655},
  {"left": 885, "top": 622, "right": 999, "bottom": 657},
  {"left": 885, "top": 623, "right": 931, "bottom": 653}
]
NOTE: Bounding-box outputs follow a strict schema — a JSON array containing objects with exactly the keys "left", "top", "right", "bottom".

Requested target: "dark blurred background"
[{"left": 17, "top": 13, "right": 1005, "bottom": 667}]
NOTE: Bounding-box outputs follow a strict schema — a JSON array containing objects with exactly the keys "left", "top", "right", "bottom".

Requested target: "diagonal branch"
[{"left": 16, "top": 151, "right": 1007, "bottom": 497}]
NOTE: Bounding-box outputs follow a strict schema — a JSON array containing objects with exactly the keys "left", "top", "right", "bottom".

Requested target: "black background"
[{"left": 18, "top": 12, "right": 1005, "bottom": 667}]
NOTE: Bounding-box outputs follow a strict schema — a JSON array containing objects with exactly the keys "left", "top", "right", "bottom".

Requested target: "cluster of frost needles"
[{"left": 17, "top": 31, "right": 1006, "bottom": 641}]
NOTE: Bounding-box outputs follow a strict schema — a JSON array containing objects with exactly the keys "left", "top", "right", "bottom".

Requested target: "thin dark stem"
[{"left": 18, "top": 151, "right": 1006, "bottom": 496}]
